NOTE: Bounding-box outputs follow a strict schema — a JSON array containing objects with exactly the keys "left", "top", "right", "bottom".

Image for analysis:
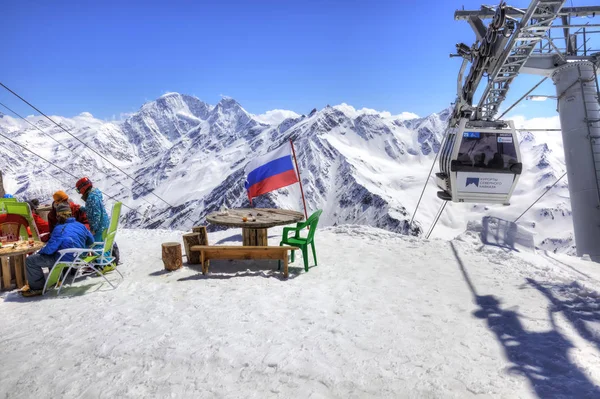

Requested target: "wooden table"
[
  {"left": 206, "top": 208, "right": 304, "bottom": 246},
  {"left": 0, "top": 241, "right": 44, "bottom": 290}
]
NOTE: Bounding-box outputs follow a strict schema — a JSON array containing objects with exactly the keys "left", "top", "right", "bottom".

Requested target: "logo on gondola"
[{"left": 466, "top": 177, "right": 480, "bottom": 187}]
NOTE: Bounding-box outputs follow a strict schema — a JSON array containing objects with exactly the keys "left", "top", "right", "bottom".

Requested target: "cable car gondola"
[{"left": 435, "top": 118, "right": 522, "bottom": 204}]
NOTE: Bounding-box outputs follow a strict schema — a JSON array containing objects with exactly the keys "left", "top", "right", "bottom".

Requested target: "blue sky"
[{"left": 2, "top": 0, "right": 599, "bottom": 121}]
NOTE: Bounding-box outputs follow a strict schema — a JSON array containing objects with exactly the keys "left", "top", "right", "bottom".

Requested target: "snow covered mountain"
[{"left": 0, "top": 93, "right": 574, "bottom": 253}]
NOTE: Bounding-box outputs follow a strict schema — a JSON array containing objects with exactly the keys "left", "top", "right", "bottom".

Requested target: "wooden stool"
[
  {"left": 191, "top": 226, "right": 209, "bottom": 244},
  {"left": 184, "top": 227, "right": 209, "bottom": 265},
  {"left": 162, "top": 242, "right": 182, "bottom": 271}
]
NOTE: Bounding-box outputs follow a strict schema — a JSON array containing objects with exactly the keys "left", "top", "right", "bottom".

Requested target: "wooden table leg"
[
  {"left": 1, "top": 257, "right": 10, "bottom": 290},
  {"left": 21, "top": 254, "right": 28, "bottom": 286},
  {"left": 242, "top": 228, "right": 268, "bottom": 246},
  {"left": 14, "top": 255, "right": 25, "bottom": 289},
  {"left": 9, "top": 256, "right": 17, "bottom": 289},
  {"left": 282, "top": 253, "right": 289, "bottom": 279}
]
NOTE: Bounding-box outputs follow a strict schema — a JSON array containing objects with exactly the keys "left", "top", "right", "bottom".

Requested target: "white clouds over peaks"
[
  {"left": 253, "top": 109, "right": 300, "bottom": 125},
  {"left": 333, "top": 103, "right": 418, "bottom": 121}
]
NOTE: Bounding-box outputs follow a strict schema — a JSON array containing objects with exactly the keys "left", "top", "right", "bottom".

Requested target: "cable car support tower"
[{"left": 438, "top": 0, "right": 600, "bottom": 261}]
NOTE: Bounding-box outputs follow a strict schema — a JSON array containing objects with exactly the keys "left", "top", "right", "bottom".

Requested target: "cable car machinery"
[{"left": 422, "top": 0, "right": 600, "bottom": 260}]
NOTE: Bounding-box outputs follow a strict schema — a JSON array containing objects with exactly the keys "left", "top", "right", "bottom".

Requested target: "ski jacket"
[
  {"left": 32, "top": 213, "right": 50, "bottom": 242},
  {"left": 81, "top": 188, "right": 110, "bottom": 241},
  {"left": 48, "top": 201, "right": 90, "bottom": 233},
  {"left": 39, "top": 218, "right": 94, "bottom": 261}
]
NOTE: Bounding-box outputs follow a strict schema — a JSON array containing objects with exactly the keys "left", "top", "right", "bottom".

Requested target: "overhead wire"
[
  {"left": 0, "top": 100, "right": 158, "bottom": 210},
  {"left": 0, "top": 129, "right": 150, "bottom": 221},
  {"left": 1, "top": 143, "right": 79, "bottom": 197},
  {"left": 514, "top": 172, "right": 567, "bottom": 223},
  {"left": 496, "top": 77, "right": 548, "bottom": 120},
  {"left": 425, "top": 201, "right": 448, "bottom": 239},
  {"left": 409, "top": 119, "right": 452, "bottom": 228},
  {"left": 0, "top": 82, "right": 175, "bottom": 210}
]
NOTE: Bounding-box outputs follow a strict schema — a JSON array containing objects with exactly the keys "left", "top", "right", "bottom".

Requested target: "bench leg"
[
  {"left": 201, "top": 251, "right": 206, "bottom": 275},
  {"left": 283, "top": 254, "right": 289, "bottom": 279}
]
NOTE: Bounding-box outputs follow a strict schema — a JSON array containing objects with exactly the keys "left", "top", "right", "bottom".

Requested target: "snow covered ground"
[{"left": 2, "top": 225, "right": 600, "bottom": 398}]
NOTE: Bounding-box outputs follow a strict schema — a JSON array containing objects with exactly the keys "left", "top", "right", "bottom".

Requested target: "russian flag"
[{"left": 244, "top": 142, "right": 299, "bottom": 203}]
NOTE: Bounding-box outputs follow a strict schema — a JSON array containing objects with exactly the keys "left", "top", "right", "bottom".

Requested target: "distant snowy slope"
[{"left": 0, "top": 93, "right": 575, "bottom": 252}]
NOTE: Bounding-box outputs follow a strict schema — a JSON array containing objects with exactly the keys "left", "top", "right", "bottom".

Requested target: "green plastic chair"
[
  {"left": 278, "top": 209, "right": 323, "bottom": 272},
  {"left": 43, "top": 202, "right": 122, "bottom": 295},
  {"left": 1, "top": 201, "right": 40, "bottom": 241},
  {"left": 101, "top": 201, "right": 122, "bottom": 242}
]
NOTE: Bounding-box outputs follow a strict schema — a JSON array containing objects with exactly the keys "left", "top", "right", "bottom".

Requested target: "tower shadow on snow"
[{"left": 451, "top": 242, "right": 600, "bottom": 398}]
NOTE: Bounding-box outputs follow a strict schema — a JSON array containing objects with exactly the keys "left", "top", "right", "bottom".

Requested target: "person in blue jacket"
[{"left": 21, "top": 202, "right": 94, "bottom": 297}]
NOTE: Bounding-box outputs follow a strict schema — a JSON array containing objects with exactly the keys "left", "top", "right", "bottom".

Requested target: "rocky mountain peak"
[{"left": 0, "top": 95, "right": 571, "bottom": 254}]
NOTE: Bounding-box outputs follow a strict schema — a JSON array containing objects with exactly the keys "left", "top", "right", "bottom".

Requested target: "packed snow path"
[{"left": 2, "top": 225, "right": 600, "bottom": 398}]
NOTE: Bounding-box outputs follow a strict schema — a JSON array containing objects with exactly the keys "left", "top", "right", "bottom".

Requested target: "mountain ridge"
[{"left": 0, "top": 92, "right": 575, "bottom": 254}]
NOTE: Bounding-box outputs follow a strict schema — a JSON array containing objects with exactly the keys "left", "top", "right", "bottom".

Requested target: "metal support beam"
[
  {"left": 467, "top": 16, "right": 487, "bottom": 42},
  {"left": 497, "top": 77, "right": 548, "bottom": 119},
  {"left": 476, "top": 0, "right": 567, "bottom": 120},
  {"left": 455, "top": 6, "right": 600, "bottom": 20}
]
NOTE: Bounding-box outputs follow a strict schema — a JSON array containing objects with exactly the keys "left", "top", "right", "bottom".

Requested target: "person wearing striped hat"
[{"left": 48, "top": 190, "right": 89, "bottom": 233}]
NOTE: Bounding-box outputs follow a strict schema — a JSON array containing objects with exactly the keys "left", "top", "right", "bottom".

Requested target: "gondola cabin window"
[{"left": 456, "top": 132, "right": 518, "bottom": 171}]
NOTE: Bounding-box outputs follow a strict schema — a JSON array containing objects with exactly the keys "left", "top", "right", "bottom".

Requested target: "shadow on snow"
[{"left": 451, "top": 242, "right": 600, "bottom": 398}]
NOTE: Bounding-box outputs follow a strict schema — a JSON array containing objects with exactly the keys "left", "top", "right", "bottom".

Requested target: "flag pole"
[{"left": 290, "top": 138, "right": 308, "bottom": 220}]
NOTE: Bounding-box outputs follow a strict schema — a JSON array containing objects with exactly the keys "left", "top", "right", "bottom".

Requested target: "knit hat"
[
  {"left": 53, "top": 190, "right": 69, "bottom": 202},
  {"left": 55, "top": 202, "right": 72, "bottom": 216}
]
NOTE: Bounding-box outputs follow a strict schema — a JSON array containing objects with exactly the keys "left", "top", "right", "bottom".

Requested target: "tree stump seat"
[{"left": 162, "top": 242, "right": 182, "bottom": 271}]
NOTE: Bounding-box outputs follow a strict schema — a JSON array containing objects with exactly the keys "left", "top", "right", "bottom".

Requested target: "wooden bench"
[{"left": 190, "top": 245, "right": 299, "bottom": 278}]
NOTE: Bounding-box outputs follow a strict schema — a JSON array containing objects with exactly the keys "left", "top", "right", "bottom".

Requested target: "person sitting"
[
  {"left": 21, "top": 202, "right": 94, "bottom": 297},
  {"left": 488, "top": 152, "right": 504, "bottom": 169},
  {"left": 48, "top": 190, "right": 90, "bottom": 233},
  {"left": 26, "top": 199, "right": 50, "bottom": 242}
]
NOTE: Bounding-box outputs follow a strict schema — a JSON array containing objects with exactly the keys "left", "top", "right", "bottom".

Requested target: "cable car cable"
[
  {"left": 514, "top": 172, "right": 567, "bottom": 223},
  {"left": 0, "top": 101, "right": 158, "bottom": 210},
  {"left": 1, "top": 144, "right": 80, "bottom": 197},
  {"left": 0, "top": 82, "right": 175, "bottom": 210},
  {"left": 409, "top": 120, "right": 452, "bottom": 228},
  {"left": 425, "top": 202, "right": 444, "bottom": 238},
  {"left": 0, "top": 130, "right": 150, "bottom": 221},
  {"left": 496, "top": 77, "right": 548, "bottom": 120},
  {"left": 426, "top": 201, "right": 448, "bottom": 239}
]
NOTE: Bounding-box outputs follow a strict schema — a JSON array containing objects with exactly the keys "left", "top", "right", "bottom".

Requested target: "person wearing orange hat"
[{"left": 48, "top": 190, "right": 90, "bottom": 233}]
